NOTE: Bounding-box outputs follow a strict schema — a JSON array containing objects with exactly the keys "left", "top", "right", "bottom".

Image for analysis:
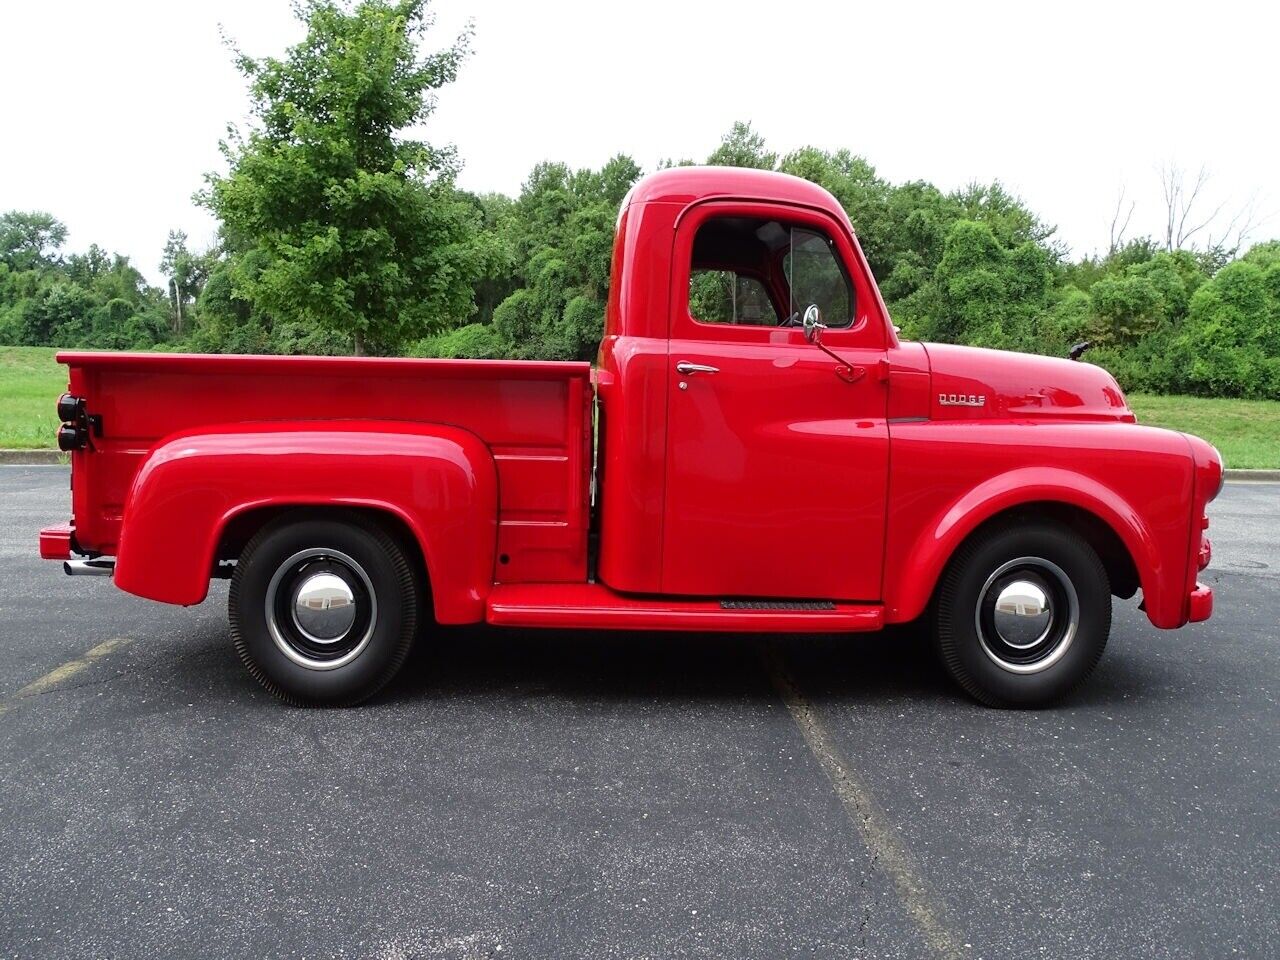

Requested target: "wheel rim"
[
  {"left": 265, "top": 548, "right": 377, "bottom": 670},
  {"left": 974, "top": 557, "right": 1078, "bottom": 675}
]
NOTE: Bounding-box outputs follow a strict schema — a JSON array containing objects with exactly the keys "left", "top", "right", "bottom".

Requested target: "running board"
[{"left": 486, "top": 583, "right": 882, "bottom": 632}]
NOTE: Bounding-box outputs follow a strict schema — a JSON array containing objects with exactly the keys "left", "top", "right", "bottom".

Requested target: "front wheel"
[
  {"left": 933, "top": 521, "right": 1111, "bottom": 708},
  {"left": 229, "top": 513, "right": 420, "bottom": 706}
]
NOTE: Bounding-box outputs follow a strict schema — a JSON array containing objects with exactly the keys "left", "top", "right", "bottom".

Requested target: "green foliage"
[
  {"left": 158, "top": 230, "right": 211, "bottom": 336},
  {"left": 198, "top": 0, "right": 482, "bottom": 355},
  {"left": 0, "top": 212, "right": 68, "bottom": 271},
  {"left": 1168, "top": 258, "right": 1280, "bottom": 398},
  {"left": 0, "top": 213, "right": 173, "bottom": 351},
  {"left": 706, "top": 121, "right": 777, "bottom": 170},
  {"left": 472, "top": 154, "right": 641, "bottom": 360},
  {"left": 4, "top": 79, "right": 1279, "bottom": 399},
  {"left": 408, "top": 322, "right": 507, "bottom": 358},
  {"left": 901, "top": 220, "right": 1055, "bottom": 353}
]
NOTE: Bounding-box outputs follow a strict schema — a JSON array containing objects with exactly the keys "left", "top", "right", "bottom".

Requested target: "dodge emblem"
[{"left": 939, "top": 393, "right": 985, "bottom": 407}]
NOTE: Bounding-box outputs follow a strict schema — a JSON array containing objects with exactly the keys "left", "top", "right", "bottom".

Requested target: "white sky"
[{"left": 1, "top": 0, "right": 1274, "bottom": 286}]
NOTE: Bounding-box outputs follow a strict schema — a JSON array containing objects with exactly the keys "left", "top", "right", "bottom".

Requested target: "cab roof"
[{"left": 624, "top": 166, "right": 848, "bottom": 223}]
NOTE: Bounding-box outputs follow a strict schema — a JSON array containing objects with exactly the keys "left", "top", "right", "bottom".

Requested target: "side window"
[
  {"left": 689, "top": 270, "right": 779, "bottom": 325},
  {"left": 686, "top": 216, "right": 855, "bottom": 329},
  {"left": 784, "top": 228, "right": 853, "bottom": 328}
]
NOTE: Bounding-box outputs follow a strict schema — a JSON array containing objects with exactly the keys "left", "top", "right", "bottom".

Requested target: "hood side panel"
[{"left": 924, "top": 343, "right": 1134, "bottom": 423}]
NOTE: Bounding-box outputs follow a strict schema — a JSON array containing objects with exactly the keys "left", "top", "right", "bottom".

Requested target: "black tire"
[
  {"left": 933, "top": 521, "right": 1110, "bottom": 708},
  {"left": 229, "top": 513, "right": 420, "bottom": 706}
]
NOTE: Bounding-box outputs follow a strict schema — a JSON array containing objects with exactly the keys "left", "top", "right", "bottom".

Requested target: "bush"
[
  {"left": 1166, "top": 260, "right": 1280, "bottom": 399},
  {"left": 270, "top": 321, "right": 351, "bottom": 356},
  {"left": 408, "top": 323, "right": 507, "bottom": 359}
]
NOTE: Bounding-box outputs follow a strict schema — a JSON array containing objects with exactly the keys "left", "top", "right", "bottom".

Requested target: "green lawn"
[
  {"left": 1128, "top": 393, "right": 1280, "bottom": 470},
  {"left": 1, "top": 345, "right": 1277, "bottom": 467},
  {"left": 0, "top": 346, "right": 65, "bottom": 449}
]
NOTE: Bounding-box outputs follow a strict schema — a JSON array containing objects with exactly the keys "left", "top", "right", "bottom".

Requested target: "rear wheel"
[
  {"left": 933, "top": 521, "right": 1110, "bottom": 707},
  {"left": 229, "top": 513, "right": 420, "bottom": 706}
]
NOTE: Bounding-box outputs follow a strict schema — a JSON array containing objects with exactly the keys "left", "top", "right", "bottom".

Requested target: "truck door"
[{"left": 660, "top": 202, "right": 889, "bottom": 601}]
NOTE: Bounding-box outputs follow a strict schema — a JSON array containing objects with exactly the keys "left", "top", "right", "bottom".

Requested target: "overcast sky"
[{"left": 2, "top": 0, "right": 1274, "bottom": 286}]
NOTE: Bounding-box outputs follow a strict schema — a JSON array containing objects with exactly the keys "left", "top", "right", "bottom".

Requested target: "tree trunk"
[{"left": 353, "top": 331, "right": 364, "bottom": 357}]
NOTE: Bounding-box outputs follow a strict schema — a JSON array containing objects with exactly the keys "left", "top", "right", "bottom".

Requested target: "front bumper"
[{"left": 1188, "top": 582, "right": 1213, "bottom": 623}]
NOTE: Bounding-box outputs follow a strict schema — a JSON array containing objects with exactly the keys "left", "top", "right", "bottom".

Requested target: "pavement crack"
[{"left": 22, "top": 656, "right": 164, "bottom": 699}]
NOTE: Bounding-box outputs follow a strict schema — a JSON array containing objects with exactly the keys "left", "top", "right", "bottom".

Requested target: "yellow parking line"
[
  {"left": 763, "top": 645, "right": 966, "bottom": 959},
  {"left": 0, "top": 638, "right": 133, "bottom": 715}
]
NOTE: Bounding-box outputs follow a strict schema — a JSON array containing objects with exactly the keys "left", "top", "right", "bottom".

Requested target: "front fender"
[
  {"left": 114, "top": 421, "right": 498, "bottom": 623},
  {"left": 886, "top": 467, "right": 1176, "bottom": 627}
]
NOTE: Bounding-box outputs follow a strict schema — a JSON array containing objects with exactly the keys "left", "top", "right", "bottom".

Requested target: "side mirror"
[{"left": 802, "top": 304, "right": 826, "bottom": 343}]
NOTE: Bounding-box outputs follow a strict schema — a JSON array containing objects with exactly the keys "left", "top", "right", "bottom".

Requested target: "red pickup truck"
[{"left": 39, "top": 167, "right": 1222, "bottom": 708}]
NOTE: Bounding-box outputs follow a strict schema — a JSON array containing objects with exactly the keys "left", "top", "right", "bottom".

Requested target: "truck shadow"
[
  {"left": 139, "top": 600, "right": 1184, "bottom": 712},
  {"left": 384, "top": 623, "right": 958, "bottom": 707},
  {"left": 379, "top": 611, "right": 1189, "bottom": 712}
]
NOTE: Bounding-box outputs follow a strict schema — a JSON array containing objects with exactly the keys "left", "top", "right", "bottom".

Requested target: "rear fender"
[
  {"left": 886, "top": 467, "right": 1175, "bottom": 627},
  {"left": 114, "top": 421, "right": 498, "bottom": 622}
]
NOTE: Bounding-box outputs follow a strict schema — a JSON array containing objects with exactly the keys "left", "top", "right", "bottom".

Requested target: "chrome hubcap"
[
  {"left": 991, "top": 580, "right": 1053, "bottom": 649},
  {"left": 291, "top": 572, "right": 357, "bottom": 644},
  {"left": 976, "top": 558, "right": 1078, "bottom": 675},
  {"left": 265, "top": 548, "right": 376, "bottom": 671}
]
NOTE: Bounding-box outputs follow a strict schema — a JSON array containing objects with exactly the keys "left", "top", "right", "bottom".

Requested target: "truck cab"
[
  {"left": 40, "top": 167, "right": 1223, "bottom": 708},
  {"left": 596, "top": 169, "right": 901, "bottom": 606}
]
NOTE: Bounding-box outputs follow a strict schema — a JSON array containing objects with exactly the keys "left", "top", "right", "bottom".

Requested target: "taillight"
[
  {"left": 57, "top": 393, "right": 84, "bottom": 422},
  {"left": 56, "top": 393, "right": 93, "bottom": 451},
  {"left": 57, "top": 423, "right": 87, "bottom": 451}
]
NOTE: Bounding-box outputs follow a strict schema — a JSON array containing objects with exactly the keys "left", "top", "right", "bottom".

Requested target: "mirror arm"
[{"left": 811, "top": 337, "right": 861, "bottom": 383}]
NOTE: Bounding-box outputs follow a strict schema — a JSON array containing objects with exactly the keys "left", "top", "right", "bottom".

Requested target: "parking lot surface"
[{"left": 1, "top": 467, "right": 1276, "bottom": 959}]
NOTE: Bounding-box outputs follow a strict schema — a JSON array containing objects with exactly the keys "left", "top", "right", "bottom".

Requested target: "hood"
[{"left": 923, "top": 343, "right": 1134, "bottom": 423}]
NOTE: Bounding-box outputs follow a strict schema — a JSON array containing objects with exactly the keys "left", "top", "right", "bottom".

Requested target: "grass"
[
  {"left": 1, "top": 345, "right": 1277, "bottom": 467},
  {"left": 0, "top": 346, "right": 65, "bottom": 449},
  {"left": 1128, "top": 393, "right": 1280, "bottom": 470}
]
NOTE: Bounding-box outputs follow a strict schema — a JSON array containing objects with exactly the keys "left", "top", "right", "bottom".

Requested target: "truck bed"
[{"left": 58, "top": 352, "right": 593, "bottom": 583}]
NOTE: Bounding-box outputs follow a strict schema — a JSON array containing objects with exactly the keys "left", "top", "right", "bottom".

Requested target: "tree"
[
  {"left": 199, "top": 0, "right": 479, "bottom": 355},
  {"left": 412, "top": 154, "right": 642, "bottom": 361},
  {"left": 1107, "top": 186, "right": 1135, "bottom": 256},
  {"left": 1156, "top": 163, "right": 1263, "bottom": 258},
  {"left": 159, "top": 230, "right": 208, "bottom": 335},
  {"left": 0, "top": 212, "right": 67, "bottom": 270},
  {"left": 706, "top": 121, "right": 776, "bottom": 170},
  {"left": 927, "top": 220, "right": 1053, "bottom": 351}
]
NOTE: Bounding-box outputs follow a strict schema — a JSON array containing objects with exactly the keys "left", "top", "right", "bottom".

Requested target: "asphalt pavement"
[{"left": 0, "top": 466, "right": 1276, "bottom": 959}]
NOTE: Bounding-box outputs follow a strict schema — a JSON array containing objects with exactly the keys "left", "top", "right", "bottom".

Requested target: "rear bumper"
[
  {"left": 39, "top": 523, "right": 74, "bottom": 560},
  {"left": 1188, "top": 582, "right": 1213, "bottom": 623}
]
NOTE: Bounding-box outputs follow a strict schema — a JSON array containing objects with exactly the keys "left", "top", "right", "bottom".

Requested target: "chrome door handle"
[{"left": 676, "top": 361, "right": 719, "bottom": 375}]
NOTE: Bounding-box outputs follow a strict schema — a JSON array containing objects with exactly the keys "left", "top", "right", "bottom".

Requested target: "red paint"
[
  {"left": 881, "top": 430, "right": 1193, "bottom": 628},
  {"left": 1188, "top": 583, "right": 1213, "bottom": 622},
  {"left": 43, "top": 167, "right": 1220, "bottom": 635},
  {"left": 56, "top": 351, "right": 589, "bottom": 597},
  {"left": 487, "top": 583, "right": 883, "bottom": 632},
  {"left": 114, "top": 422, "right": 497, "bottom": 622},
  {"left": 39, "top": 522, "right": 73, "bottom": 560}
]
